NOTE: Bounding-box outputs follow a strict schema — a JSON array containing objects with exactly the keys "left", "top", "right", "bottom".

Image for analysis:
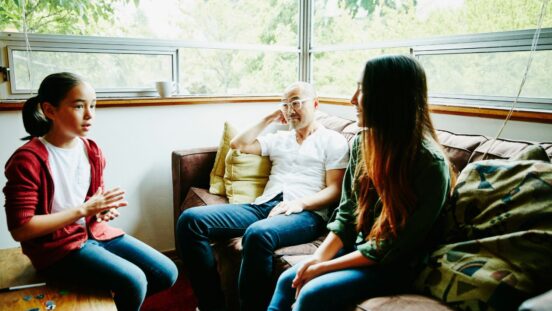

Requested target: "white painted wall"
[{"left": 1, "top": 103, "right": 551, "bottom": 252}]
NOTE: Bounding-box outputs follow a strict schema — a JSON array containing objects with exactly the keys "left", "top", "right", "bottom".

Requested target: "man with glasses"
[{"left": 177, "top": 81, "right": 349, "bottom": 311}]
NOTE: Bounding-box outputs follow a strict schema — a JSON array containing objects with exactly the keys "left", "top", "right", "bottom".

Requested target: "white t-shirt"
[
  {"left": 40, "top": 137, "right": 91, "bottom": 226},
  {"left": 256, "top": 125, "right": 349, "bottom": 220}
]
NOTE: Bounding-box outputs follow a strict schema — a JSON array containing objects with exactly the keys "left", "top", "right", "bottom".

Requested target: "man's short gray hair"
[{"left": 284, "top": 81, "right": 317, "bottom": 99}]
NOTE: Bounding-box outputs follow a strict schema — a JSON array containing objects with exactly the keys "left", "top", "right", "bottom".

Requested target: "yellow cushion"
[
  {"left": 209, "top": 122, "right": 238, "bottom": 195},
  {"left": 224, "top": 149, "right": 272, "bottom": 204}
]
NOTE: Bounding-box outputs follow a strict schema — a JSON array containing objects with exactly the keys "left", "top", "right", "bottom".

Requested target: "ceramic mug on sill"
[{"left": 155, "top": 81, "right": 176, "bottom": 98}]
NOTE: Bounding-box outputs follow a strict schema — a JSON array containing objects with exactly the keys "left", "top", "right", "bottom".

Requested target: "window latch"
[{"left": 0, "top": 66, "right": 10, "bottom": 82}]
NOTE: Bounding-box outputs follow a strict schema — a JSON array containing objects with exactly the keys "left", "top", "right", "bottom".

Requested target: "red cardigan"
[{"left": 3, "top": 138, "right": 124, "bottom": 270}]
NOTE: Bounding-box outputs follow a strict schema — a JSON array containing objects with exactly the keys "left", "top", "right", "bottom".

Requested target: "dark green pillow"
[
  {"left": 414, "top": 159, "right": 552, "bottom": 310},
  {"left": 511, "top": 144, "right": 550, "bottom": 162}
]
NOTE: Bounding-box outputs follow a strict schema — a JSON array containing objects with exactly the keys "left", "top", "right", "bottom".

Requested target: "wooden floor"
[{"left": 0, "top": 247, "right": 116, "bottom": 310}]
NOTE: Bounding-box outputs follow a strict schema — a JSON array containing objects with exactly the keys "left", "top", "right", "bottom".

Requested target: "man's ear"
[
  {"left": 41, "top": 102, "right": 55, "bottom": 120},
  {"left": 313, "top": 98, "right": 319, "bottom": 109}
]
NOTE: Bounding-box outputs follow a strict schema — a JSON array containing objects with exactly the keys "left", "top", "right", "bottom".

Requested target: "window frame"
[
  {"left": 309, "top": 27, "right": 552, "bottom": 112},
  {"left": 7, "top": 45, "right": 178, "bottom": 95},
  {"left": 412, "top": 28, "right": 552, "bottom": 111},
  {"left": 0, "top": 32, "right": 300, "bottom": 99},
  {"left": 0, "top": 0, "right": 551, "bottom": 113}
]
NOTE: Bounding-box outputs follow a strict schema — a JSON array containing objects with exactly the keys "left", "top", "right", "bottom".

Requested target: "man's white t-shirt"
[
  {"left": 40, "top": 137, "right": 90, "bottom": 226},
  {"left": 256, "top": 125, "right": 349, "bottom": 220}
]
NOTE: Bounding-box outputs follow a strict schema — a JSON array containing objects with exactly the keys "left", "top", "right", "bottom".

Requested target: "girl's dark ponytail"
[
  {"left": 20, "top": 72, "right": 83, "bottom": 140},
  {"left": 22, "top": 95, "right": 51, "bottom": 140}
]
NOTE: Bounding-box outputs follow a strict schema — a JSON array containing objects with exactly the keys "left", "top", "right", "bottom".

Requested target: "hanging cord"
[
  {"left": 481, "top": 0, "right": 549, "bottom": 159},
  {"left": 21, "top": 0, "right": 35, "bottom": 96}
]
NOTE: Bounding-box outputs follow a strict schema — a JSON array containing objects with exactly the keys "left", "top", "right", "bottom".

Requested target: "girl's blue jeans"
[
  {"left": 268, "top": 255, "right": 414, "bottom": 311},
  {"left": 43, "top": 234, "right": 178, "bottom": 311}
]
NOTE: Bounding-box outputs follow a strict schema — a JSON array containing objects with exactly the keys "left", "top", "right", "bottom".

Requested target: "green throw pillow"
[
  {"left": 511, "top": 144, "right": 550, "bottom": 162},
  {"left": 414, "top": 159, "right": 552, "bottom": 310}
]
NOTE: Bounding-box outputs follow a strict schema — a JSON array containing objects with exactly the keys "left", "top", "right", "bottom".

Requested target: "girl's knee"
[
  {"left": 130, "top": 268, "right": 149, "bottom": 292},
  {"left": 295, "top": 292, "right": 316, "bottom": 310},
  {"left": 158, "top": 260, "right": 179, "bottom": 289},
  {"left": 112, "top": 268, "right": 148, "bottom": 311},
  {"left": 294, "top": 282, "right": 327, "bottom": 310},
  {"left": 277, "top": 267, "right": 297, "bottom": 288}
]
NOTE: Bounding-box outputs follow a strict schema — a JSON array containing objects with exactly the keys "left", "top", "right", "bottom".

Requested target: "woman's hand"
[
  {"left": 81, "top": 187, "right": 128, "bottom": 218},
  {"left": 292, "top": 256, "right": 326, "bottom": 298}
]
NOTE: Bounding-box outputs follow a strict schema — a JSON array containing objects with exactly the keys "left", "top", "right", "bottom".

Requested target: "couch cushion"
[
  {"left": 436, "top": 130, "right": 488, "bottom": 174},
  {"left": 182, "top": 187, "right": 228, "bottom": 213},
  {"left": 468, "top": 138, "right": 538, "bottom": 163},
  {"left": 510, "top": 144, "right": 550, "bottom": 161},
  {"left": 341, "top": 123, "right": 362, "bottom": 145},
  {"left": 316, "top": 111, "right": 356, "bottom": 133},
  {"left": 355, "top": 294, "right": 454, "bottom": 311},
  {"left": 542, "top": 143, "right": 552, "bottom": 161},
  {"left": 273, "top": 236, "right": 326, "bottom": 273}
]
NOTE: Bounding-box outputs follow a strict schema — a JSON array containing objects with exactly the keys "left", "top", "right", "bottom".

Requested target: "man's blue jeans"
[
  {"left": 43, "top": 234, "right": 178, "bottom": 311},
  {"left": 176, "top": 194, "right": 325, "bottom": 311},
  {"left": 268, "top": 255, "right": 413, "bottom": 311}
]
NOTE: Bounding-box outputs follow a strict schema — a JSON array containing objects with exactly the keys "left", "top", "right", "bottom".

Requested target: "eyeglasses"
[{"left": 279, "top": 98, "right": 312, "bottom": 112}]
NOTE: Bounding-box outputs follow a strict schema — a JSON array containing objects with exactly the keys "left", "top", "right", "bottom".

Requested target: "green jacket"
[{"left": 327, "top": 134, "right": 451, "bottom": 267}]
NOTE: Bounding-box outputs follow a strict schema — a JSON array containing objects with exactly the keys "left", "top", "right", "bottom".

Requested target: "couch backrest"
[{"left": 315, "top": 112, "right": 552, "bottom": 174}]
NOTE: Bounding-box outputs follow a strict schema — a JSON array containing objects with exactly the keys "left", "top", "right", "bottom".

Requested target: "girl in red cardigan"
[{"left": 3, "top": 72, "right": 177, "bottom": 311}]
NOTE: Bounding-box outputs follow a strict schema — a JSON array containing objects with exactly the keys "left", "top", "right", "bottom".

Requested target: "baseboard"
[{"left": 162, "top": 249, "right": 178, "bottom": 262}]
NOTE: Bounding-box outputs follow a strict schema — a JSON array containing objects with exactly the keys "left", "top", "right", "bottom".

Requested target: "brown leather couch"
[{"left": 172, "top": 112, "right": 552, "bottom": 311}]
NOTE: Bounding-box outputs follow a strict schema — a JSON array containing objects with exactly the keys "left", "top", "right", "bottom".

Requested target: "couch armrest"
[{"left": 172, "top": 147, "right": 218, "bottom": 230}]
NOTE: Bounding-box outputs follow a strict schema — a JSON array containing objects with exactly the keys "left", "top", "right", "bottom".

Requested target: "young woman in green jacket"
[{"left": 268, "top": 55, "right": 456, "bottom": 311}]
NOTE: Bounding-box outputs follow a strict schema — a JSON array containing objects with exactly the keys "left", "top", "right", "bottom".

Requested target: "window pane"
[
  {"left": 12, "top": 50, "right": 173, "bottom": 91},
  {"left": 314, "top": 0, "right": 552, "bottom": 46},
  {"left": 179, "top": 49, "right": 297, "bottom": 95},
  {"left": 1, "top": 0, "right": 298, "bottom": 46},
  {"left": 312, "top": 48, "right": 410, "bottom": 97},
  {"left": 419, "top": 50, "right": 552, "bottom": 99}
]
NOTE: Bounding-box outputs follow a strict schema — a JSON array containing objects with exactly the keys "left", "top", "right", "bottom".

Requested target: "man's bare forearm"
[
  {"left": 230, "top": 113, "right": 277, "bottom": 150},
  {"left": 301, "top": 182, "right": 342, "bottom": 212},
  {"left": 300, "top": 168, "right": 345, "bottom": 211}
]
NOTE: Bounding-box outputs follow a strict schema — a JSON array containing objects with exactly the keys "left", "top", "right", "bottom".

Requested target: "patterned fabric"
[{"left": 414, "top": 159, "right": 552, "bottom": 310}]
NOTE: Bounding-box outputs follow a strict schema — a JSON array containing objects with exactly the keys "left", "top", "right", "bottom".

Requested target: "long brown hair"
[{"left": 354, "top": 55, "right": 455, "bottom": 242}]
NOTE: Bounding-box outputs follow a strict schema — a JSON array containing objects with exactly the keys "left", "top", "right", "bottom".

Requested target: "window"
[
  {"left": 311, "top": 0, "right": 552, "bottom": 110},
  {"left": 416, "top": 34, "right": 552, "bottom": 110},
  {"left": 179, "top": 49, "right": 297, "bottom": 95},
  {"left": 1, "top": 0, "right": 551, "bottom": 111},
  {"left": 10, "top": 48, "right": 175, "bottom": 94},
  {"left": 0, "top": 0, "right": 299, "bottom": 97},
  {"left": 312, "top": 48, "right": 410, "bottom": 97}
]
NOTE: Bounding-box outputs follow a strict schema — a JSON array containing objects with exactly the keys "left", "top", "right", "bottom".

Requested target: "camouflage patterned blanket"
[{"left": 414, "top": 159, "right": 552, "bottom": 310}]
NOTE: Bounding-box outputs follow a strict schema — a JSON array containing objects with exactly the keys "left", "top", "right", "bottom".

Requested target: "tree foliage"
[
  {"left": 2, "top": 0, "right": 550, "bottom": 99},
  {"left": 338, "top": 0, "right": 417, "bottom": 17},
  {"left": 0, "top": 0, "right": 135, "bottom": 34}
]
